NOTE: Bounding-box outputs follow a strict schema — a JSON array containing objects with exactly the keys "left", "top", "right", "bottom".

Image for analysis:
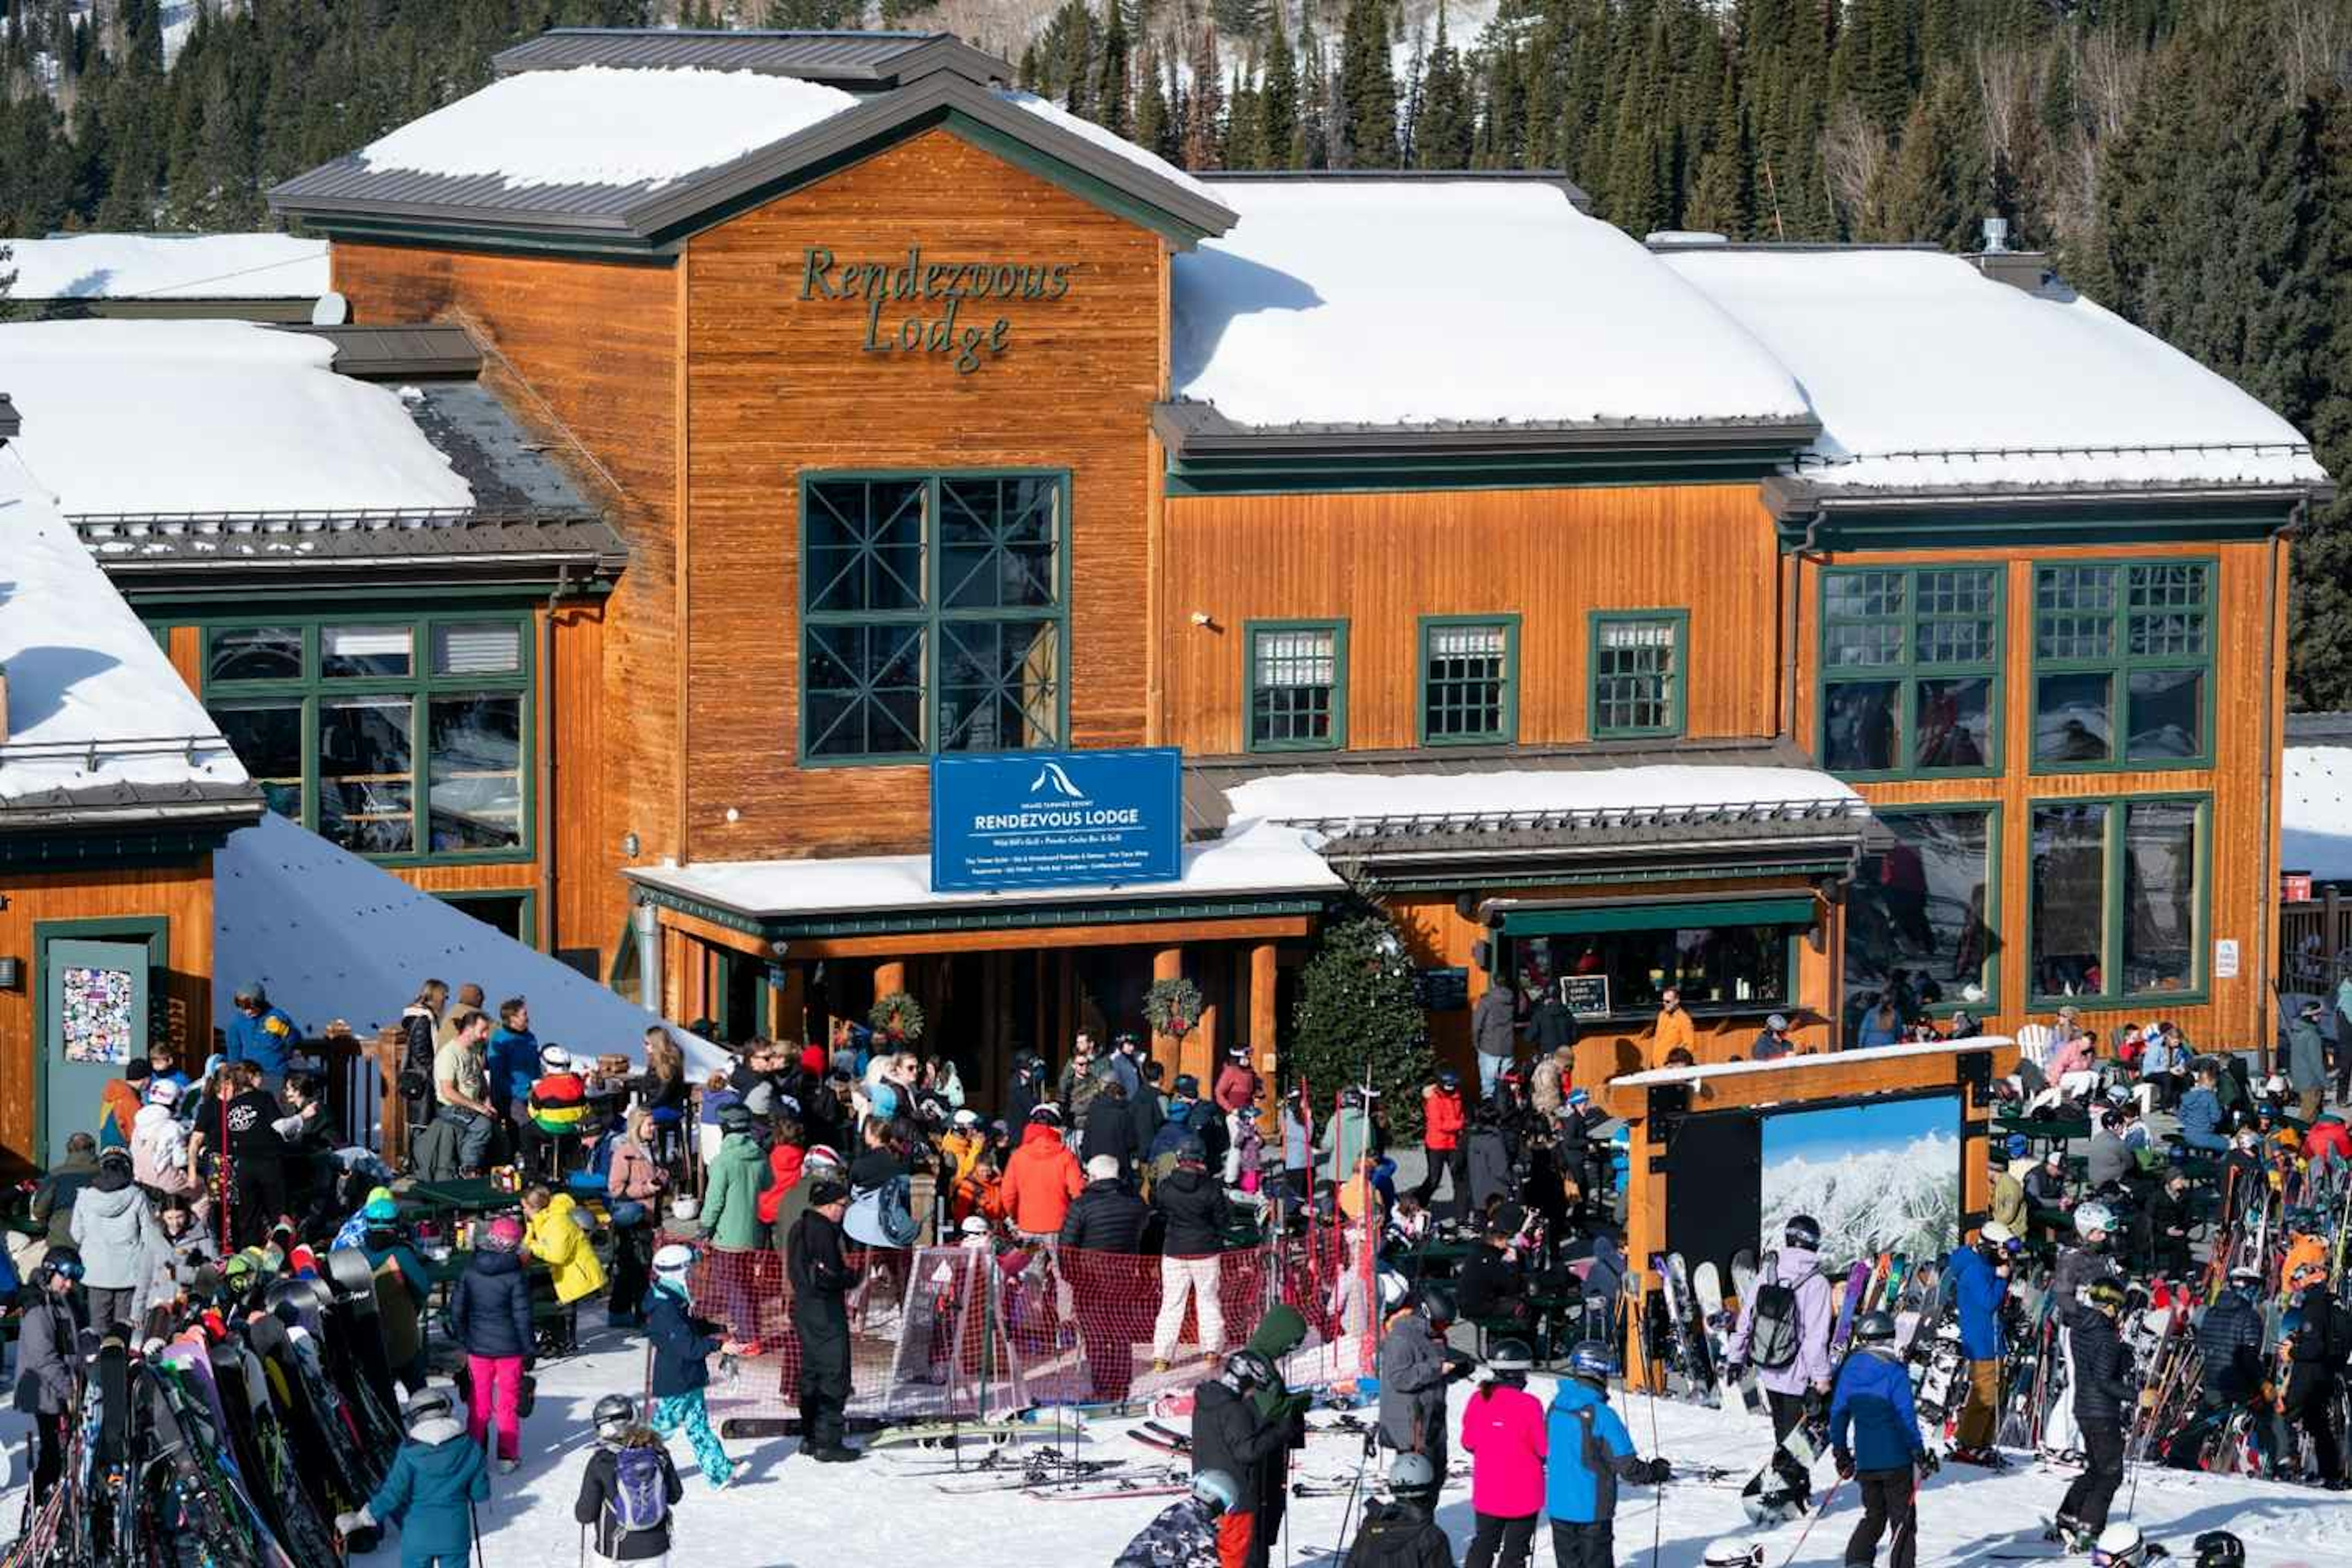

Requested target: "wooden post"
[
  {"left": 2328, "top": 886, "right": 2343, "bottom": 963},
  {"left": 1153, "top": 946, "right": 1186, "bottom": 1080},
  {"left": 1251, "top": 941, "right": 1280, "bottom": 1132},
  {"left": 1623, "top": 1108, "right": 1665, "bottom": 1389},
  {"left": 874, "top": 960, "right": 907, "bottom": 1000},
  {"left": 372, "top": 1025, "right": 407, "bottom": 1166},
  {"left": 774, "top": 965, "right": 805, "bottom": 1044}
]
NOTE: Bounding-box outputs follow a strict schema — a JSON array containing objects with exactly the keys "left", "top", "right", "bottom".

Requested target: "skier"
[
  {"left": 1344, "top": 1454, "right": 1455, "bottom": 1568},
  {"left": 1460, "top": 1340, "right": 1545, "bottom": 1568},
  {"left": 337, "top": 1389, "right": 490, "bottom": 1568},
  {"left": 1543, "top": 1340, "right": 1672, "bottom": 1568},
  {"left": 1114, "top": 1469, "right": 1240, "bottom": 1568},
  {"left": 785, "top": 1177, "right": 854, "bottom": 1466},
  {"left": 1945, "top": 1223, "right": 2012, "bottom": 1465},
  {"left": 1724, "top": 1213, "right": 1834, "bottom": 1515},
  {"left": 14, "top": 1250, "right": 84, "bottom": 1502},
  {"left": 2051, "top": 1279, "right": 2134, "bottom": 1549},
  {"left": 1829, "top": 1311, "right": 1937, "bottom": 1568},
  {"left": 2045, "top": 1202, "right": 2120, "bottom": 1463},
  {"left": 449, "top": 1215, "right": 533, "bottom": 1473},
  {"left": 2283, "top": 1279, "right": 2352, "bottom": 1488},
  {"left": 1192, "top": 1348, "right": 1293, "bottom": 1568},
  {"left": 1379, "top": 1284, "right": 1475, "bottom": 1479},
  {"left": 644, "top": 1243, "right": 739, "bottom": 1487},
  {"left": 575, "top": 1394, "right": 684, "bottom": 1568}
]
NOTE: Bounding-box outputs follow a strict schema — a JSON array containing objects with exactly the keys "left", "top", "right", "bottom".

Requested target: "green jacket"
[
  {"left": 2288, "top": 1017, "right": 2329, "bottom": 1095},
  {"left": 701, "top": 1133, "right": 769, "bottom": 1250},
  {"left": 1248, "top": 1303, "right": 1310, "bottom": 1420}
]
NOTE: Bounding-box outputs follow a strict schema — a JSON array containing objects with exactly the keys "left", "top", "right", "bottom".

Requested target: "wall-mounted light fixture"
[
  {"left": 622, "top": 832, "right": 641, "bottom": 858},
  {"left": 0, "top": 956, "right": 21, "bottom": 990}
]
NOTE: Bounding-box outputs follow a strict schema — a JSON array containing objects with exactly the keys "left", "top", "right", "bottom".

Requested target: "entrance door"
[{"left": 40, "top": 939, "right": 151, "bottom": 1166}]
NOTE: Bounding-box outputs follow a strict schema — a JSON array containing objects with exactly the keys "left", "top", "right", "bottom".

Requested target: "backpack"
[
  {"left": 845, "top": 1174, "right": 919, "bottom": 1248},
  {"left": 607, "top": 1444, "right": 669, "bottom": 1535},
  {"left": 1746, "top": 1251, "right": 1802, "bottom": 1372}
]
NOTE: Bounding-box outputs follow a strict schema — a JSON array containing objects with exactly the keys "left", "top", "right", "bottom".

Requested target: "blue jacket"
[
  {"left": 487, "top": 1027, "right": 540, "bottom": 1106},
  {"left": 1830, "top": 1346, "right": 1926, "bottom": 1471},
  {"left": 646, "top": 1280, "right": 721, "bottom": 1397},
  {"left": 360, "top": 1235, "right": 432, "bottom": 1313},
  {"left": 2178, "top": 1087, "right": 2224, "bottom": 1139},
  {"left": 449, "top": 1248, "right": 533, "bottom": 1361},
  {"left": 366, "top": 1417, "right": 488, "bottom": 1558},
  {"left": 1946, "top": 1244, "right": 2005, "bottom": 1362},
  {"left": 1544, "top": 1378, "right": 1637, "bottom": 1523},
  {"left": 226, "top": 1005, "right": 297, "bottom": 1076}
]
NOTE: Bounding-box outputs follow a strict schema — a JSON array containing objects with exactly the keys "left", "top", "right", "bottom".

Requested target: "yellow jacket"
[
  {"left": 526, "top": 1193, "right": 607, "bottom": 1304},
  {"left": 938, "top": 1129, "right": 986, "bottom": 1185}
]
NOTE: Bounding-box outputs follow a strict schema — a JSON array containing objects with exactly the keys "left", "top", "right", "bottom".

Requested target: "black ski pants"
[
  {"left": 1765, "top": 1389, "right": 1814, "bottom": 1504},
  {"left": 606, "top": 1218, "right": 650, "bottom": 1320},
  {"left": 27, "top": 1411, "right": 67, "bottom": 1502},
  {"left": 2058, "top": 1422, "right": 2126, "bottom": 1534},
  {"left": 1549, "top": 1520, "right": 1614, "bottom": 1568},
  {"left": 1414, "top": 1144, "right": 1469, "bottom": 1220},
  {"left": 795, "top": 1303, "right": 852, "bottom": 1453},
  {"left": 232, "top": 1156, "right": 286, "bottom": 1249},
  {"left": 1243, "top": 1450, "right": 1290, "bottom": 1568},
  {"left": 2287, "top": 1370, "right": 2344, "bottom": 1483},
  {"left": 1466, "top": 1511, "right": 1537, "bottom": 1568},
  {"left": 1846, "top": 1467, "right": 1918, "bottom": 1568}
]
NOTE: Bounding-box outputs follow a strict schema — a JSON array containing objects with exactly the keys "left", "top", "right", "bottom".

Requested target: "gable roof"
[
  {"left": 270, "top": 35, "right": 1235, "bottom": 252},
  {"left": 2, "top": 233, "right": 329, "bottom": 302}
]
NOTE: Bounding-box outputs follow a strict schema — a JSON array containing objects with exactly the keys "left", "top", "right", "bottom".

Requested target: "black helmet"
[
  {"left": 1853, "top": 1310, "right": 1897, "bottom": 1345},
  {"left": 97, "top": 1147, "right": 134, "bottom": 1176},
  {"left": 1486, "top": 1340, "right": 1536, "bottom": 1379},
  {"left": 1784, "top": 1215, "right": 1822, "bottom": 1251},
  {"left": 1417, "top": 1283, "right": 1457, "bottom": 1326},
  {"left": 1176, "top": 1133, "right": 1208, "bottom": 1164},
  {"left": 2192, "top": 1531, "right": 2243, "bottom": 1568},
  {"left": 1223, "top": 1348, "right": 1278, "bottom": 1391},
  {"left": 592, "top": 1393, "right": 636, "bottom": 1441},
  {"left": 36, "top": 1250, "right": 84, "bottom": 1287},
  {"left": 1566, "top": 1340, "right": 1616, "bottom": 1385}
]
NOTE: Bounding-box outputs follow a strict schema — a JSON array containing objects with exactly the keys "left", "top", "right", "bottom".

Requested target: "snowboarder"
[
  {"left": 1543, "top": 1340, "right": 1672, "bottom": 1568},
  {"left": 1829, "top": 1311, "right": 1937, "bottom": 1568},
  {"left": 1114, "top": 1469, "right": 1239, "bottom": 1568},
  {"left": 2051, "top": 1279, "right": 2134, "bottom": 1548},
  {"left": 1460, "top": 1340, "right": 1544, "bottom": 1568},
  {"left": 337, "top": 1389, "right": 489, "bottom": 1568},
  {"left": 1724, "top": 1213, "right": 1834, "bottom": 1513},
  {"left": 575, "top": 1394, "right": 684, "bottom": 1568},
  {"left": 1379, "top": 1284, "right": 1475, "bottom": 1478},
  {"left": 786, "top": 1178, "right": 854, "bottom": 1466},
  {"left": 1344, "top": 1454, "right": 1455, "bottom": 1568},
  {"left": 1191, "top": 1348, "right": 1294, "bottom": 1568},
  {"left": 645, "top": 1243, "right": 739, "bottom": 1487}
]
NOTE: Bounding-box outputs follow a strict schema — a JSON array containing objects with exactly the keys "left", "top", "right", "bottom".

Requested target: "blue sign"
[{"left": 931, "top": 747, "right": 1183, "bottom": 894}]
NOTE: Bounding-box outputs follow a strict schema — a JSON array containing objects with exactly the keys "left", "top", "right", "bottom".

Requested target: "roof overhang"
[
  {"left": 74, "top": 509, "right": 628, "bottom": 597},
  {"left": 1764, "top": 475, "right": 2333, "bottom": 551}
]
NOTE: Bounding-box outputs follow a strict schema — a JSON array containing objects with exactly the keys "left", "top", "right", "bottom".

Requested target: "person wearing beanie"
[
  {"left": 354, "top": 1194, "right": 434, "bottom": 1395},
  {"left": 450, "top": 1216, "right": 534, "bottom": 1472},
  {"left": 72, "top": 1147, "right": 160, "bottom": 1332},
  {"left": 1061, "top": 1152, "right": 1150, "bottom": 1401},
  {"left": 1150, "top": 1134, "right": 1235, "bottom": 1373},
  {"left": 522, "top": 1184, "right": 605, "bottom": 1354},
  {"left": 227, "top": 980, "right": 298, "bottom": 1092},
  {"left": 786, "top": 1178, "right": 858, "bottom": 1462}
]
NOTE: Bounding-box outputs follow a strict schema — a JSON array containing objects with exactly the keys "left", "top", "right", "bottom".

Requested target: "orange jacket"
[
  {"left": 1423, "top": 1085, "right": 1465, "bottom": 1151},
  {"left": 951, "top": 1171, "right": 1006, "bottom": 1227},
  {"left": 1651, "top": 1008, "right": 1698, "bottom": 1065},
  {"left": 1001, "top": 1124, "right": 1084, "bottom": 1235}
]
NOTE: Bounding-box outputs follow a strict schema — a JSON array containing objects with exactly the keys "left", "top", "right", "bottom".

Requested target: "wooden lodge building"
[{"left": 5, "top": 26, "right": 2325, "bottom": 1123}]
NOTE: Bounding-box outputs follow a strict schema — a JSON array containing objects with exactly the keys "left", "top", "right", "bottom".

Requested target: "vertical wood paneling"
[{"left": 165, "top": 625, "right": 202, "bottom": 694}]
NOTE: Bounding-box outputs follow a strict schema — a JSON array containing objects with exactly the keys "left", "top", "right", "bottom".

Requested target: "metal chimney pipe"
[{"left": 1981, "top": 217, "right": 2010, "bottom": 254}]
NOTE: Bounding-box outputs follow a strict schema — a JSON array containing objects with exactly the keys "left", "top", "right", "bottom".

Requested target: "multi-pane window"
[
  {"left": 1247, "top": 622, "right": 1346, "bottom": 751},
  {"left": 2029, "top": 794, "right": 2207, "bottom": 1002},
  {"left": 2032, "top": 561, "right": 2212, "bottom": 767},
  {"left": 1820, "top": 566, "right": 2000, "bottom": 776},
  {"left": 1591, "top": 612, "right": 1686, "bottom": 739},
  {"left": 801, "top": 473, "right": 1065, "bottom": 761},
  {"left": 203, "top": 617, "right": 529, "bottom": 859},
  {"left": 1420, "top": 618, "right": 1517, "bottom": 745},
  {"left": 1845, "top": 808, "right": 1997, "bottom": 1024}
]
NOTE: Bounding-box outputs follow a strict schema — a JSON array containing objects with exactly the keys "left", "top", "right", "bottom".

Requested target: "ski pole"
[
  {"left": 1333, "top": 1428, "right": 1375, "bottom": 1559},
  {"left": 1776, "top": 1472, "right": 1841, "bottom": 1568}
]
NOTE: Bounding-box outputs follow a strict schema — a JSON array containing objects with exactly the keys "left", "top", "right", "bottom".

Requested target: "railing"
[{"left": 2280, "top": 897, "right": 2352, "bottom": 993}]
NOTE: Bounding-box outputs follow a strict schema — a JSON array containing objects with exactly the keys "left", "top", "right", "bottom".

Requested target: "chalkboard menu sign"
[
  {"left": 1558, "top": 974, "right": 1613, "bottom": 1018},
  {"left": 1416, "top": 967, "right": 1470, "bottom": 1011}
]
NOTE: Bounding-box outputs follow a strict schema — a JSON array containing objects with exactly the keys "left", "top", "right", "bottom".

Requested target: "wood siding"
[
  {"left": 677, "top": 129, "right": 1166, "bottom": 860},
  {"left": 1158, "top": 484, "right": 1783, "bottom": 753},
  {"left": 1793, "top": 540, "right": 2280, "bottom": 1050}
]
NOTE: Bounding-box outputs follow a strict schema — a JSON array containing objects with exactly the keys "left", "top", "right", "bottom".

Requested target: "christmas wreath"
[
  {"left": 1144, "top": 977, "right": 1204, "bottom": 1039},
  {"left": 869, "top": 990, "right": 927, "bottom": 1045}
]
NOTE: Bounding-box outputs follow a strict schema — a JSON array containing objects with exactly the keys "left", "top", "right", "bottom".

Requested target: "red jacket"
[
  {"left": 1423, "top": 1085, "right": 1465, "bottom": 1152},
  {"left": 756, "top": 1144, "right": 807, "bottom": 1225},
  {"left": 1213, "top": 1062, "right": 1259, "bottom": 1113},
  {"left": 2305, "top": 1118, "right": 2352, "bottom": 1166}
]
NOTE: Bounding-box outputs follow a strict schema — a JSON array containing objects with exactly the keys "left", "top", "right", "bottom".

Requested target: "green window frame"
[
  {"left": 1818, "top": 565, "right": 2002, "bottom": 780},
  {"left": 1245, "top": 619, "right": 1349, "bottom": 752},
  {"left": 1588, "top": 609, "right": 1688, "bottom": 739},
  {"left": 199, "top": 613, "right": 533, "bottom": 866},
  {"left": 1417, "top": 615, "right": 1519, "bottom": 746},
  {"left": 2030, "top": 559, "right": 2214, "bottom": 771},
  {"left": 2025, "top": 791, "right": 2210, "bottom": 1008},
  {"left": 1844, "top": 803, "right": 2002, "bottom": 1023},
  {"left": 797, "top": 469, "right": 1071, "bottom": 766}
]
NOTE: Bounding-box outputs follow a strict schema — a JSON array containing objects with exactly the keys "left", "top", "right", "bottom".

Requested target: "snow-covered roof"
[
  {"left": 1170, "top": 181, "right": 1811, "bottom": 429},
  {"left": 0, "top": 445, "right": 253, "bottom": 813},
  {"left": 2284, "top": 745, "right": 2352, "bottom": 883},
  {"left": 0, "top": 319, "right": 473, "bottom": 517},
  {"left": 3, "top": 232, "right": 329, "bottom": 301},
  {"left": 1221, "top": 764, "right": 1863, "bottom": 829},
  {"left": 1659, "top": 248, "right": 2328, "bottom": 494},
  {"left": 214, "top": 812, "right": 723, "bottom": 1073},
  {"left": 1610, "top": 1035, "right": 2016, "bottom": 1089},
  {"left": 627, "top": 818, "right": 1343, "bottom": 919},
  {"left": 993, "top": 88, "right": 1219, "bottom": 207}
]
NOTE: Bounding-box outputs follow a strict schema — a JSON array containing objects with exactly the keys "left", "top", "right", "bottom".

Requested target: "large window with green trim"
[
  {"left": 202, "top": 616, "right": 530, "bottom": 862},
  {"left": 1589, "top": 609, "right": 1687, "bottom": 739},
  {"left": 1844, "top": 807, "right": 1998, "bottom": 1030},
  {"left": 2028, "top": 794, "right": 2207, "bottom": 1003},
  {"left": 1819, "top": 565, "right": 2000, "bottom": 778},
  {"left": 1418, "top": 616, "right": 1517, "bottom": 745},
  {"left": 1246, "top": 620, "right": 1347, "bottom": 752},
  {"left": 799, "top": 471, "right": 1067, "bottom": 763},
  {"left": 2032, "top": 560, "right": 2211, "bottom": 769}
]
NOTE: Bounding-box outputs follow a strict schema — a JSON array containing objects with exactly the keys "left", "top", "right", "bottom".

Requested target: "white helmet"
[
  {"left": 1191, "top": 1469, "right": 1241, "bottom": 1513},
  {"left": 2074, "top": 1202, "right": 2116, "bottom": 1238},
  {"left": 2092, "top": 1521, "right": 2148, "bottom": 1566},
  {"left": 652, "top": 1243, "right": 695, "bottom": 1278},
  {"left": 1704, "top": 1541, "right": 1768, "bottom": 1567}
]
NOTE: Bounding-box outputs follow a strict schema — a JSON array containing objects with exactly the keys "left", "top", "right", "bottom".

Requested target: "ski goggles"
[{"left": 2090, "top": 1547, "right": 2141, "bottom": 1567}]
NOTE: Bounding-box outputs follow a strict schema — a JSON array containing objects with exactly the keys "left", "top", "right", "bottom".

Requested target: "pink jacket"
[
  {"left": 1460, "top": 1381, "right": 1548, "bottom": 1518},
  {"left": 2051, "top": 1036, "right": 2096, "bottom": 1079},
  {"left": 606, "top": 1139, "right": 667, "bottom": 1202}
]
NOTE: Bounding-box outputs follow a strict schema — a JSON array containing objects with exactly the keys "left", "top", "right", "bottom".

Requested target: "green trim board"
[
  {"left": 1245, "top": 619, "right": 1349, "bottom": 753},
  {"left": 1847, "top": 801, "right": 2004, "bottom": 1016},
  {"left": 33, "top": 916, "right": 168, "bottom": 1167},
  {"left": 795, "top": 469, "right": 1074, "bottom": 769},
  {"left": 1817, "top": 564, "right": 2003, "bottom": 783},
  {"left": 1770, "top": 495, "right": 2301, "bottom": 552},
  {"left": 0, "top": 824, "right": 247, "bottom": 871},
  {"left": 2022, "top": 790, "right": 2212, "bottom": 1009},
  {"left": 1415, "top": 614, "right": 1520, "bottom": 747},
  {"left": 197, "top": 611, "right": 536, "bottom": 867},
  {"left": 1587, "top": 608, "right": 1689, "bottom": 739},
  {"left": 2027, "top": 557, "right": 2215, "bottom": 775},
  {"left": 1499, "top": 894, "right": 1817, "bottom": 937},
  {"left": 1366, "top": 858, "right": 1856, "bottom": 894},
  {"left": 1166, "top": 447, "right": 1803, "bottom": 498}
]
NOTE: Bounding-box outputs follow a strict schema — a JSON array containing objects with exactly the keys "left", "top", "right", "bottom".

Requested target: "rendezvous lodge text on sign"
[
  {"left": 931, "top": 748, "right": 1182, "bottom": 894},
  {"left": 801, "top": 246, "right": 1071, "bottom": 374}
]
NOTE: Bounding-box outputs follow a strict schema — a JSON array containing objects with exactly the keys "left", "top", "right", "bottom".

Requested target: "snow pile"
[
  {"left": 0, "top": 447, "right": 251, "bottom": 805},
  {"left": 214, "top": 812, "right": 722, "bottom": 1072},
  {"left": 0, "top": 318, "right": 473, "bottom": 516},
  {"left": 1660, "top": 247, "right": 2329, "bottom": 492},
  {"left": 627, "top": 817, "right": 1342, "bottom": 918},
  {"left": 355, "top": 66, "right": 862, "bottom": 190},
  {"left": 1222, "top": 764, "right": 1863, "bottom": 826},
  {"left": 1761, "top": 1129, "right": 1961, "bottom": 1264},
  {"left": 2284, "top": 745, "right": 2352, "bottom": 882},
  {"left": 2, "top": 232, "right": 329, "bottom": 300},
  {"left": 1172, "top": 181, "right": 1809, "bottom": 428},
  {"left": 996, "top": 89, "right": 1220, "bottom": 207}
]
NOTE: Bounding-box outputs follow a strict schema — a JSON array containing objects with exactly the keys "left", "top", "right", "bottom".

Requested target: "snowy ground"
[{"left": 0, "top": 1319, "right": 2309, "bottom": 1568}]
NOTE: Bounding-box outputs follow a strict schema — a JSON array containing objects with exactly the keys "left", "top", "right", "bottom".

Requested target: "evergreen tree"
[
  {"left": 1185, "top": 22, "right": 1225, "bottom": 170},
  {"left": 1134, "top": 36, "right": 1176, "bottom": 162},
  {"left": 1298, "top": 7, "right": 1332, "bottom": 168},
  {"left": 1096, "top": 0, "right": 1131, "bottom": 138},
  {"left": 1414, "top": 4, "right": 1472, "bottom": 169},
  {"left": 0, "top": 239, "right": 15, "bottom": 323},
  {"left": 1687, "top": 52, "right": 1751, "bottom": 236},
  {"left": 1336, "top": 0, "right": 1395, "bottom": 168},
  {"left": 1287, "top": 913, "right": 1437, "bottom": 1140},
  {"left": 1261, "top": 11, "right": 1298, "bottom": 169}
]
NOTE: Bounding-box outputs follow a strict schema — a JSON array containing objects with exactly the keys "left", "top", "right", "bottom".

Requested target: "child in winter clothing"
[
  {"left": 522, "top": 1185, "right": 606, "bottom": 1351},
  {"left": 449, "top": 1216, "right": 533, "bottom": 1470},
  {"left": 575, "top": 1417, "right": 685, "bottom": 1567},
  {"left": 1544, "top": 1352, "right": 1670, "bottom": 1568},
  {"left": 339, "top": 1391, "right": 489, "bottom": 1568},
  {"left": 131, "top": 1080, "right": 198, "bottom": 1200},
  {"left": 644, "top": 1246, "right": 737, "bottom": 1490},
  {"left": 1829, "top": 1316, "right": 1935, "bottom": 1568},
  {"left": 1115, "top": 1479, "right": 1232, "bottom": 1568},
  {"left": 1460, "top": 1348, "right": 1547, "bottom": 1568}
]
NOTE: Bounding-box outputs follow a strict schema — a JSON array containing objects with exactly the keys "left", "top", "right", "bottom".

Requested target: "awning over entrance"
[{"left": 1496, "top": 893, "right": 1819, "bottom": 935}]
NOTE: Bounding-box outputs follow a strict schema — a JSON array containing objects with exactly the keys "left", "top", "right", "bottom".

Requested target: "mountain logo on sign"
[{"left": 1027, "top": 762, "right": 1088, "bottom": 803}]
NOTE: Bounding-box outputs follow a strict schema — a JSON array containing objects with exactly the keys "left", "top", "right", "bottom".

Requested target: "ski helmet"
[
  {"left": 36, "top": 1250, "right": 83, "bottom": 1286},
  {"left": 402, "top": 1389, "right": 453, "bottom": 1430},
  {"left": 2083, "top": 1278, "right": 2128, "bottom": 1317},
  {"left": 1191, "top": 1469, "right": 1242, "bottom": 1515},
  {"left": 1703, "top": 1541, "right": 1768, "bottom": 1567},
  {"left": 592, "top": 1393, "right": 637, "bottom": 1442},
  {"left": 2091, "top": 1522, "right": 2148, "bottom": 1567},
  {"left": 2075, "top": 1202, "right": 2117, "bottom": 1238},
  {"left": 1417, "top": 1283, "right": 1458, "bottom": 1326},
  {"left": 2192, "top": 1530, "right": 2244, "bottom": 1568},
  {"left": 1387, "top": 1452, "right": 1439, "bottom": 1504},
  {"left": 1175, "top": 1133, "right": 1208, "bottom": 1164},
  {"left": 1486, "top": 1340, "right": 1536, "bottom": 1379},
  {"left": 1222, "top": 1348, "right": 1278, "bottom": 1392},
  {"left": 2003, "top": 1133, "right": 2031, "bottom": 1161},
  {"left": 2227, "top": 1268, "right": 2263, "bottom": 1297},
  {"left": 1783, "top": 1214, "right": 1822, "bottom": 1251},
  {"left": 1566, "top": 1340, "right": 1616, "bottom": 1385},
  {"left": 652, "top": 1242, "right": 696, "bottom": 1281},
  {"left": 1853, "top": 1310, "right": 1897, "bottom": 1345}
]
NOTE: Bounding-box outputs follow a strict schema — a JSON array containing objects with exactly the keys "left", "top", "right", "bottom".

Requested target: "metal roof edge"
[
  {"left": 1763, "top": 472, "right": 2332, "bottom": 521},
  {"left": 1155, "top": 401, "right": 1821, "bottom": 461},
  {"left": 1204, "top": 168, "right": 1593, "bottom": 212},
  {"left": 491, "top": 28, "right": 1009, "bottom": 86}
]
